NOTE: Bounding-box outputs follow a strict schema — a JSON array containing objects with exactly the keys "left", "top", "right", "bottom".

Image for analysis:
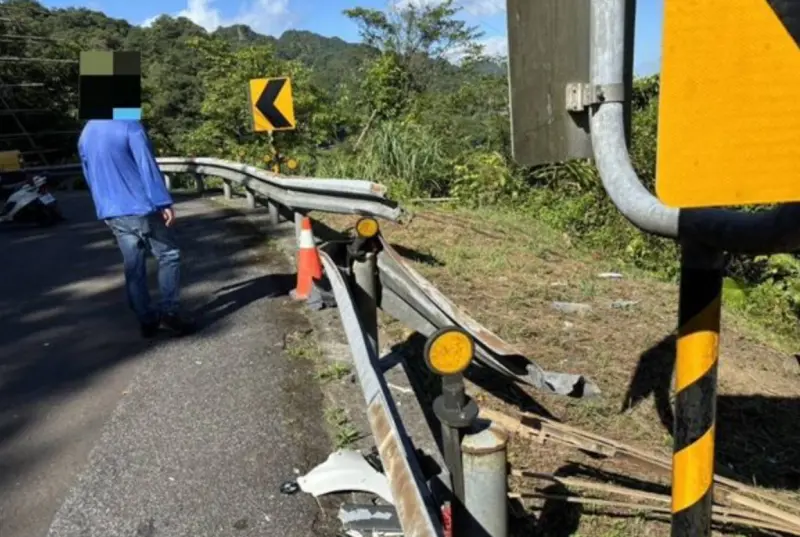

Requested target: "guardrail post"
[
  {"left": 462, "top": 423, "right": 508, "bottom": 537},
  {"left": 294, "top": 212, "right": 303, "bottom": 245},
  {"left": 423, "top": 327, "right": 479, "bottom": 535},
  {"left": 244, "top": 189, "right": 256, "bottom": 209},
  {"left": 222, "top": 180, "right": 232, "bottom": 200},
  {"left": 349, "top": 217, "right": 381, "bottom": 355},
  {"left": 352, "top": 252, "right": 378, "bottom": 354},
  {"left": 268, "top": 201, "right": 280, "bottom": 226},
  {"left": 193, "top": 172, "right": 204, "bottom": 194},
  {"left": 164, "top": 174, "right": 172, "bottom": 191},
  {"left": 671, "top": 242, "right": 723, "bottom": 537}
]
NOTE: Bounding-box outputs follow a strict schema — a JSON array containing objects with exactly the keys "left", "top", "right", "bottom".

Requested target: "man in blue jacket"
[{"left": 78, "top": 120, "right": 195, "bottom": 338}]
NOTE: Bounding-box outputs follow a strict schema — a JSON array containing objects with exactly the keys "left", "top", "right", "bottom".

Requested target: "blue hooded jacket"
[{"left": 78, "top": 120, "right": 173, "bottom": 220}]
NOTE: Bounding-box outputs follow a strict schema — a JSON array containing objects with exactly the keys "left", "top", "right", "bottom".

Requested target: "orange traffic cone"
[{"left": 291, "top": 216, "right": 323, "bottom": 300}]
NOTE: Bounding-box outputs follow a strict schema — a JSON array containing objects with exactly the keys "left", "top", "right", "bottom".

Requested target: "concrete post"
[{"left": 462, "top": 421, "right": 508, "bottom": 537}]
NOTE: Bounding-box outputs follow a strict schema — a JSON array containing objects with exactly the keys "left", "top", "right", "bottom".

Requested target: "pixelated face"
[{"left": 79, "top": 51, "right": 142, "bottom": 120}]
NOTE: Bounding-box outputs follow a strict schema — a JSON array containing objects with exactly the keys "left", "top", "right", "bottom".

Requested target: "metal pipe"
[
  {"left": 352, "top": 252, "right": 379, "bottom": 356},
  {"left": 462, "top": 422, "right": 508, "bottom": 537},
  {"left": 671, "top": 243, "right": 722, "bottom": 537},
  {"left": 589, "top": 0, "right": 800, "bottom": 254}
]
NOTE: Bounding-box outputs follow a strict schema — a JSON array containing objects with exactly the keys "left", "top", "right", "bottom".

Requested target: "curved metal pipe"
[{"left": 590, "top": 0, "right": 800, "bottom": 254}]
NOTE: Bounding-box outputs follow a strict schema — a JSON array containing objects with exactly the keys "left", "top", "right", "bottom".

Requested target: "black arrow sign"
[
  {"left": 255, "top": 78, "right": 292, "bottom": 129},
  {"left": 768, "top": 0, "right": 799, "bottom": 47}
]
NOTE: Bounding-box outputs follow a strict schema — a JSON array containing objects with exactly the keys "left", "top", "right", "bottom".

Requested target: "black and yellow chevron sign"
[
  {"left": 656, "top": 0, "right": 799, "bottom": 209},
  {"left": 248, "top": 77, "right": 296, "bottom": 132}
]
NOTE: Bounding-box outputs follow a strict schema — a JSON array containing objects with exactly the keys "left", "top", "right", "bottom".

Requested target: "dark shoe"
[
  {"left": 140, "top": 320, "right": 160, "bottom": 339},
  {"left": 161, "top": 313, "right": 196, "bottom": 336}
]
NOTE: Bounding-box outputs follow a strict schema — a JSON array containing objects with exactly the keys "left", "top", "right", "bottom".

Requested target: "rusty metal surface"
[{"left": 319, "top": 250, "right": 443, "bottom": 537}]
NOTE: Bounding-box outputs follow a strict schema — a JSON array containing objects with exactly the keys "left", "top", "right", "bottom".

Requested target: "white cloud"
[
  {"left": 141, "top": 0, "right": 293, "bottom": 35},
  {"left": 443, "top": 35, "right": 506, "bottom": 64},
  {"left": 391, "top": 0, "right": 505, "bottom": 16},
  {"left": 460, "top": 0, "right": 504, "bottom": 16},
  {"left": 478, "top": 35, "right": 507, "bottom": 57}
]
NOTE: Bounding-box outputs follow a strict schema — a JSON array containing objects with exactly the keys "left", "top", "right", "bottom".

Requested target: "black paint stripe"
[
  {"left": 678, "top": 265, "right": 721, "bottom": 335},
  {"left": 768, "top": 0, "right": 800, "bottom": 47},
  {"left": 672, "top": 488, "right": 714, "bottom": 530},
  {"left": 256, "top": 78, "right": 291, "bottom": 129},
  {"left": 673, "top": 362, "right": 717, "bottom": 453}
]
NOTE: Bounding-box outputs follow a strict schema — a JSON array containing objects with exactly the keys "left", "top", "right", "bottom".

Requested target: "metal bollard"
[
  {"left": 423, "top": 327, "right": 479, "bottom": 535},
  {"left": 671, "top": 242, "right": 723, "bottom": 537},
  {"left": 349, "top": 217, "right": 382, "bottom": 356},
  {"left": 222, "top": 180, "right": 232, "bottom": 200},
  {"left": 462, "top": 422, "right": 508, "bottom": 537}
]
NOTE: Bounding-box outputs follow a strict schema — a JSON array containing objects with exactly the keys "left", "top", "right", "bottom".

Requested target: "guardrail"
[{"left": 23, "top": 157, "right": 599, "bottom": 537}]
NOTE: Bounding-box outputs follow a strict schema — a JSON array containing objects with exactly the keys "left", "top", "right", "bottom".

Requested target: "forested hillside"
[{"left": 2, "top": 0, "right": 799, "bottom": 337}]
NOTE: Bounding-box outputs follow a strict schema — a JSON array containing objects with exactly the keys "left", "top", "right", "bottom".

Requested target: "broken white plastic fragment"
[{"left": 296, "top": 450, "right": 394, "bottom": 504}]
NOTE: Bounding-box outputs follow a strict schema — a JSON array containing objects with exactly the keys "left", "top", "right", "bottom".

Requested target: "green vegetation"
[{"left": 2, "top": 0, "right": 797, "bottom": 339}]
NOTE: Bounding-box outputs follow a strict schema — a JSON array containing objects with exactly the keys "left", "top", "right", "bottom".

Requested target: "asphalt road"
[{"left": 0, "top": 193, "right": 335, "bottom": 537}]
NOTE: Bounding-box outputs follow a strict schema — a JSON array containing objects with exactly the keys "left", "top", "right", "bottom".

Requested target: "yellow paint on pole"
[
  {"left": 656, "top": 0, "right": 800, "bottom": 208},
  {"left": 248, "top": 77, "right": 296, "bottom": 132},
  {"left": 0, "top": 150, "right": 21, "bottom": 171}
]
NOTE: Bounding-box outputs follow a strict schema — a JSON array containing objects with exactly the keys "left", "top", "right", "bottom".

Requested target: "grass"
[
  {"left": 284, "top": 329, "right": 325, "bottom": 362},
  {"left": 314, "top": 204, "right": 800, "bottom": 537},
  {"left": 285, "top": 329, "right": 362, "bottom": 449},
  {"left": 317, "top": 362, "right": 351, "bottom": 382},
  {"left": 324, "top": 407, "right": 361, "bottom": 449}
]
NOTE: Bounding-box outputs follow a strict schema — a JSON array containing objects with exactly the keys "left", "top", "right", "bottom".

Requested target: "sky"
[{"left": 39, "top": 0, "right": 664, "bottom": 75}]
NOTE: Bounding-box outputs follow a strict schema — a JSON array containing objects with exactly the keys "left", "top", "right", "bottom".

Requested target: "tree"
[{"left": 343, "top": 0, "right": 483, "bottom": 95}]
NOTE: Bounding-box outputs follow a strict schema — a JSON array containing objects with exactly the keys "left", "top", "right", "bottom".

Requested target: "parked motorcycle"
[{"left": 0, "top": 174, "right": 65, "bottom": 226}]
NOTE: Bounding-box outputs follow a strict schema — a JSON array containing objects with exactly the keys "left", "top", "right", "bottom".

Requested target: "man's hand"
[{"left": 161, "top": 207, "right": 176, "bottom": 227}]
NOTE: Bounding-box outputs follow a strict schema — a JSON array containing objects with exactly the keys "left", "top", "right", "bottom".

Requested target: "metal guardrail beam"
[
  {"left": 590, "top": 0, "right": 800, "bottom": 254},
  {"left": 319, "top": 250, "right": 444, "bottom": 537},
  {"left": 20, "top": 158, "right": 404, "bottom": 222},
  {"left": 377, "top": 235, "right": 599, "bottom": 398},
  {"left": 25, "top": 157, "right": 597, "bottom": 396}
]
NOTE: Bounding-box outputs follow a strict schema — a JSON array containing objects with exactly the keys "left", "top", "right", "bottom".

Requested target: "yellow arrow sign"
[
  {"left": 656, "top": 0, "right": 800, "bottom": 208},
  {"left": 248, "top": 77, "right": 296, "bottom": 132}
]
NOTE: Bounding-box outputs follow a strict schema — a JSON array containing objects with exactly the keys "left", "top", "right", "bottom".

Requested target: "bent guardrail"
[{"left": 23, "top": 156, "right": 598, "bottom": 536}]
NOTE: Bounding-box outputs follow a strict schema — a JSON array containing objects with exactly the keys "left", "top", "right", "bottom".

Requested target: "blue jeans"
[{"left": 106, "top": 213, "right": 181, "bottom": 324}]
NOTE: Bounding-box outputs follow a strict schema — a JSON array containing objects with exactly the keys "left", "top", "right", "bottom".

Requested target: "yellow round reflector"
[
  {"left": 425, "top": 328, "right": 474, "bottom": 375},
  {"left": 287, "top": 158, "right": 298, "bottom": 169},
  {"left": 355, "top": 217, "right": 379, "bottom": 238}
]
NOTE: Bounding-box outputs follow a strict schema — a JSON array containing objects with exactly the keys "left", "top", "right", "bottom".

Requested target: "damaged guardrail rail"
[{"left": 26, "top": 157, "right": 598, "bottom": 536}]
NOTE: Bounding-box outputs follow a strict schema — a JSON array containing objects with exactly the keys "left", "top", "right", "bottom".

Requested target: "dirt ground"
[{"left": 315, "top": 205, "right": 800, "bottom": 537}]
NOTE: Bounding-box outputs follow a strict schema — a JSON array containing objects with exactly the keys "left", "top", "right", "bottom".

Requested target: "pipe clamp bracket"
[{"left": 566, "top": 82, "right": 626, "bottom": 111}]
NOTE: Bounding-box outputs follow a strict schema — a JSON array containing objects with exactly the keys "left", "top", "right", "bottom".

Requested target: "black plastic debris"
[{"left": 279, "top": 480, "right": 300, "bottom": 495}]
